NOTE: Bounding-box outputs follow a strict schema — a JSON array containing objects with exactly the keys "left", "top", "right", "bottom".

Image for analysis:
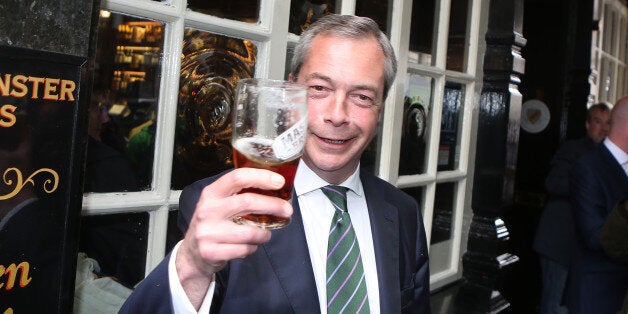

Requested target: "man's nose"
[{"left": 326, "top": 92, "right": 349, "bottom": 125}]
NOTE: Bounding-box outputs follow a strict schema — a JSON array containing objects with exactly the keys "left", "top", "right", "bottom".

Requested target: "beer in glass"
[{"left": 231, "top": 78, "right": 307, "bottom": 229}]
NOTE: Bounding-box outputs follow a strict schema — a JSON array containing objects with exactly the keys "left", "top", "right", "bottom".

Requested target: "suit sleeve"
[
  {"left": 119, "top": 253, "right": 174, "bottom": 314},
  {"left": 570, "top": 158, "right": 606, "bottom": 251},
  {"left": 545, "top": 141, "right": 579, "bottom": 197}
]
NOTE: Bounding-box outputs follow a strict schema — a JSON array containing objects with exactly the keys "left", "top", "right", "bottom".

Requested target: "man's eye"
[
  {"left": 350, "top": 94, "right": 376, "bottom": 107},
  {"left": 311, "top": 85, "right": 326, "bottom": 91}
]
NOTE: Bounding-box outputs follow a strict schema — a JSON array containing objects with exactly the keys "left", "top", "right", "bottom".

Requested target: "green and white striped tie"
[{"left": 322, "top": 185, "right": 369, "bottom": 314}]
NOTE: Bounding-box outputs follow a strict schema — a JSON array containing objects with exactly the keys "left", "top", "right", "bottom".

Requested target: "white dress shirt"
[
  {"left": 295, "top": 160, "right": 380, "bottom": 313},
  {"left": 604, "top": 138, "right": 628, "bottom": 176},
  {"left": 168, "top": 160, "right": 380, "bottom": 313}
]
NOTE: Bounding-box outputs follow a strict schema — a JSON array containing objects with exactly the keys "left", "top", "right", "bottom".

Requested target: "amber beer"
[
  {"left": 231, "top": 78, "right": 307, "bottom": 229},
  {"left": 232, "top": 137, "right": 300, "bottom": 229}
]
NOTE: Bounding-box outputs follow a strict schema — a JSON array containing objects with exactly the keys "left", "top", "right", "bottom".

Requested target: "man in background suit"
[
  {"left": 566, "top": 96, "right": 628, "bottom": 314},
  {"left": 533, "top": 103, "right": 610, "bottom": 314},
  {"left": 121, "top": 14, "right": 430, "bottom": 313}
]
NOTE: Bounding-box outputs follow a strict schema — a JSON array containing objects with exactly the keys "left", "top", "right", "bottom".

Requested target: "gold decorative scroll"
[{"left": 0, "top": 168, "right": 59, "bottom": 200}]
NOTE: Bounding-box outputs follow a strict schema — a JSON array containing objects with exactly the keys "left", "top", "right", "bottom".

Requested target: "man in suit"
[
  {"left": 566, "top": 96, "right": 628, "bottom": 314},
  {"left": 121, "top": 14, "right": 430, "bottom": 313},
  {"left": 532, "top": 103, "right": 610, "bottom": 314}
]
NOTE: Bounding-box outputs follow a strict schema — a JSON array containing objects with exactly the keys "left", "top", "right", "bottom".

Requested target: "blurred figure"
[
  {"left": 533, "top": 103, "right": 610, "bottom": 314},
  {"left": 566, "top": 96, "right": 628, "bottom": 314},
  {"left": 79, "top": 89, "right": 146, "bottom": 289},
  {"left": 83, "top": 90, "right": 138, "bottom": 193},
  {"left": 599, "top": 198, "right": 628, "bottom": 314}
]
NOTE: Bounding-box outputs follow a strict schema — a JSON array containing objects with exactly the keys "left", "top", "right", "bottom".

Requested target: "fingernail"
[{"left": 271, "top": 173, "right": 284, "bottom": 187}]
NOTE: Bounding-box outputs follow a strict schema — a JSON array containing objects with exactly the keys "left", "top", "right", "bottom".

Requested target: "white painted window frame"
[{"left": 591, "top": 0, "right": 628, "bottom": 104}]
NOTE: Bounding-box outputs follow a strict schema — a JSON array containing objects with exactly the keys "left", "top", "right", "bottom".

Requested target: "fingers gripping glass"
[{"left": 231, "top": 78, "right": 308, "bottom": 229}]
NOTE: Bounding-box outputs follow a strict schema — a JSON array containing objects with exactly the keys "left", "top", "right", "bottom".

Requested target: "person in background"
[
  {"left": 533, "top": 102, "right": 610, "bottom": 314},
  {"left": 121, "top": 14, "right": 430, "bottom": 313},
  {"left": 84, "top": 90, "right": 138, "bottom": 193},
  {"left": 599, "top": 198, "right": 628, "bottom": 314},
  {"left": 566, "top": 96, "right": 628, "bottom": 314}
]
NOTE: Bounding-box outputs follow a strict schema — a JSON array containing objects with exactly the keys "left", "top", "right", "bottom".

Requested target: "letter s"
[{"left": 0, "top": 104, "right": 17, "bottom": 128}]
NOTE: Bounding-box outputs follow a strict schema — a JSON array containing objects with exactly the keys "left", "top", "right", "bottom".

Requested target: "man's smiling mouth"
[{"left": 320, "top": 136, "right": 348, "bottom": 144}]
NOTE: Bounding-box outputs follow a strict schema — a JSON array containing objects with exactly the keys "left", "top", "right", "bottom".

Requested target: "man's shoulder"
[
  {"left": 360, "top": 171, "right": 415, "bottom": 205},
  {"left": 558, "top": 137, "right": 596, "bottom": 155}
]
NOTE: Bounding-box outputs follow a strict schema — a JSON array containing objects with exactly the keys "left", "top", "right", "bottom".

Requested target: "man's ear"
[{"left": 288, "top": 73, "right": 294, "bottom": 82}]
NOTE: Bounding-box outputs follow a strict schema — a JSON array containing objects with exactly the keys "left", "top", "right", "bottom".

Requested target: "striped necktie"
[{"left": 322, "top": 185, "right": 370, "bottom": 314}]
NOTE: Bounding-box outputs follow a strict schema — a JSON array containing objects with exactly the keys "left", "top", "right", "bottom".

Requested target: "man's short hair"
[
  {"left": 290, "top": 14, "right": 398, "bottom": 100},
  {"left": 587, "top": 102, "right": 611, "bottom": 122}
]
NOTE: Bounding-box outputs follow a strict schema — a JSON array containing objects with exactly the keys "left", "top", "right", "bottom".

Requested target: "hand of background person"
[{"left": 175, "top": 168, "right": 293, "bottom": 307}]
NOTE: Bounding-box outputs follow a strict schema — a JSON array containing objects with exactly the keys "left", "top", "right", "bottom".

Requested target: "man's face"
[
  {"left": 586, "top": 108, "right": 610, "bottom": 143},
  {"left": 295, "top": 34, "right": 386, "bottom": 183}
]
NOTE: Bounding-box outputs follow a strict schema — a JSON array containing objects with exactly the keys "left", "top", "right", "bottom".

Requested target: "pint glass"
[{"left": 231, "top": 78, "right": 307, "bottom": 229}]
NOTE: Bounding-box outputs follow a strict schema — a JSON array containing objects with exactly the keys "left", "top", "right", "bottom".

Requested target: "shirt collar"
[
  {"left": 604, "top": 138, "right": 628, "bottom": 165},
  {"left": 294, "top": 159, "right": 363, "bottom": 197}
]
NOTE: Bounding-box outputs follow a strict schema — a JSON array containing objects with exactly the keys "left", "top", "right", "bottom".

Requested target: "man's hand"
[{"left": 175, "top": 168, "right": 293, "bottom": 308}]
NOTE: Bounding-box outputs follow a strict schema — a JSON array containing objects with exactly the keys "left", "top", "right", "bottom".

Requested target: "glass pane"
[
  {"left": 78, "top": 212, "right": 148, "bottom": 289},
  {"left": 431, "top": 182, "right": 455, "bottom": 245},
  {"left": 86, "top": 11, "right": 164, "bottom": 192},
  {"left": 618, "top": 16, "right": 625, "bottom": 61},
  {"left": 172, "top": 29, "right": 257, "bottom": 190},
  {"left": 361, "top": 131, "right": 380, "bottom": 174},
  {"left": 401, "top": 186, "right": 425, "bottom": 211},
  {"left": 409, "top": 0, "right": 436, "bottom": 66},
  {"left": 167, "top": 209, "right": 184, "bottom": 253},
  {"left": 438, "top": 82, "right": 465, "bottom": 171},
  {"left": 603, "top": 4, "right": 612, "bottom": 52},
  {"left": 399, "top": 74, "right": 434, "bottom": 176},
  {"left": 600, "top": 57, "right": 613, "bottom": 103},
  {"left": 187, "top": 0, "right": 259, "bottom": 23},
  {"left": 289, "top": 0, "right": 336, "bottom": 35},
  {"left": 446, "top": 0, "right": 470, "bottom": 72},
  {"left": 355, "top": 0, "right": 390, "bottom": 34},
  {"left": 610, "top": 11, "right": 618, "bottom": 56}
]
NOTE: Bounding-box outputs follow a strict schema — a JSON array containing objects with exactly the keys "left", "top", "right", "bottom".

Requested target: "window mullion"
[{"left": 378, "top": 0, "right": 413, "bottom": 183}]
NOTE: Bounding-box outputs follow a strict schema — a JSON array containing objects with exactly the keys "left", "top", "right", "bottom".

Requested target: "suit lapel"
[
  {"left": 262, "top": 197, "right": 320, "bottom": 313},
  {"left": 362, "top": 173, "right": 401, "bottom": 313}
]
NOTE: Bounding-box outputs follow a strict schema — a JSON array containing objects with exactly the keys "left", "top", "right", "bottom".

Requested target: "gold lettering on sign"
[
  {"left": 0, "top": 104, "right": 17, "bottom": 128},
  {"left": 0, "top": 74, "right": 76, "bottom": 101},
  {"left": 0, "top": 262, "right": 32, "bottom": 290},
  {"left": 0, "top": 168, "right": 59, "bottom": 200}
]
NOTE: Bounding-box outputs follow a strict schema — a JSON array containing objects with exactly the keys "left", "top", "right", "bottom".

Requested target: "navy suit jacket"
[
  {"left": 566, "top": 143, "right": 628, "bottom": 314},
  {"left": 533, "top": 137, "right": 596, "bottom": 266},
  {"left": 120, "top": 170, "right": 431, "bottom": 313}
]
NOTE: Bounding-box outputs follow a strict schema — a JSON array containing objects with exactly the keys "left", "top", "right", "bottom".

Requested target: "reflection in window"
[
  {"left": 86, "top": 11, "right": 164, "bottom": 192},
  {"left": 446, "top": 0, "right": 470, "bottom": 72},
  {"left": 356, "top": 0, "right": 390, "bottom": 33},
  {"left": 438, "top": 82, "right": 465, "bottom": 171},
  {"left": 409, "top": 0, "right": 436, "bottom": 65},
  {"left": 400, "top": 74, "right": 433, "bottom": 176},
  {"left": 78, "top": 212, "right": 148, "bottom": 289},
  {"left": 172, "top": 30, "right": 257, "bottom": 190},
  {"left": 401, "top": 186, "right": 425, "bottom": 212},
  {"left": 167, "top": 209, "right": 184, "bottom": 253},
  {"left": 431, "top": 183, "right": 455, "bottom": 244},
  {"left": 187, "top": 0, "right": 259, "bottom": 23},
  {"left": 289, "top": 0, "right": 335, "bottom": 35}
]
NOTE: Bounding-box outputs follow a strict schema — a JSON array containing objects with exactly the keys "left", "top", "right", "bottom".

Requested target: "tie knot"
[{"left": 322, "top": 185, "right": 349, "bottom": 213}]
